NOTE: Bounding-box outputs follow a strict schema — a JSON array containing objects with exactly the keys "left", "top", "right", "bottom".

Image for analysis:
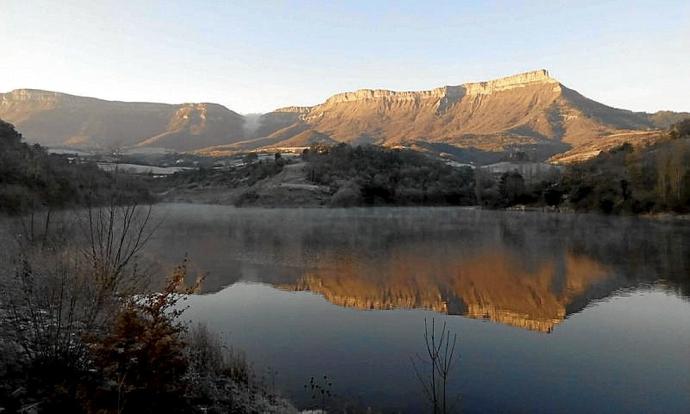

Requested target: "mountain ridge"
[
  {"left": 202, "top": 69, "right": 666, "bottom": 159},
  {"left": 0, "top": 89, "right": 246, "bottom": 150},
  {"left": 2, "top": 70, "right": 687, "bottom": 161}
]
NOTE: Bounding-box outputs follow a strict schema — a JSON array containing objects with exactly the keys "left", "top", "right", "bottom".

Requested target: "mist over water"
[
  {"left": 148, "top": 204, "right": 690, "bottom": 298},
  {"left": 145, "top": 204, "right": 690, "bottom": 413}
]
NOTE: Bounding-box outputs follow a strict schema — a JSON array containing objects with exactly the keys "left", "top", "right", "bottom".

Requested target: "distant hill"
[
  {"left": 0, "top": 89, "right": 246, "bottom": 151},
  {"left": 548, "top": 130, "right": 667, "bottom": 164},
  {"left": 3, "top": 71, "right": 688, "bottom": 160}
]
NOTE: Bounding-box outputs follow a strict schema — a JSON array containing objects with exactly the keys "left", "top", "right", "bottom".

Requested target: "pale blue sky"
[{"left": 1, "top": 0, "right": 689, "bottom": 113}]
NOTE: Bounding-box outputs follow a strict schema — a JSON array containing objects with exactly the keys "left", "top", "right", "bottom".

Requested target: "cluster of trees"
[
  {"left": 302, "top": 143, "right": 559, "bottom": 209},
  {"left": 303, "top": 143, "right": 476, "bottom": 206},
  {"left": 0, "top": 204, "right": 296, "bottom": 413},
  {"left": 0, "top": 120, "right": 151, "bottom": 215}
]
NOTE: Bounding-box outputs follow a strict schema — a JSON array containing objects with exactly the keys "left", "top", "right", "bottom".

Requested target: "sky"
[{"left": 1, "top": 0, "right": 689, "bottom": 114}]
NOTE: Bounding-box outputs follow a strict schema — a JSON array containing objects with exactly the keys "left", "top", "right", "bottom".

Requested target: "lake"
[{"left": 147, "top": 204, "right": 690, "bottom": 413}]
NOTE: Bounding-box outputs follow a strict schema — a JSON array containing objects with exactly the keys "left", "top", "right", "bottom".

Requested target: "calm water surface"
[{"left": 148, "top": 204, "right": 690, "bottom": 413}]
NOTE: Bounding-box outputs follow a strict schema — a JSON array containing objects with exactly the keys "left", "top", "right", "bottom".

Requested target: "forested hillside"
[
  {"left": 0, "top": 120, "right": 150, "bottom": 214},
  {"left": 471, "top": 119, "right": 690, "bottom": 214},
  {"left": 555, "top": 119, "right": 690, "bottom": 214}
]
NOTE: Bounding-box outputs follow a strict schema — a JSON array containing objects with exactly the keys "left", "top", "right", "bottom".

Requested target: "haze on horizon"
[{"left": 1, "top": 0, "right": 689, "bottom": 114}]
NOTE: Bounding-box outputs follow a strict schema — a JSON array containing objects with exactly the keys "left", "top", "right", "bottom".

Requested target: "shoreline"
[{"left": 152, "top": 200, "right": 690, "bottom": 222}]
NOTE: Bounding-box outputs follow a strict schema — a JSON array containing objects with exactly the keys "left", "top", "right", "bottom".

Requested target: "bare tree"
[
  {"left": 78, "top": 200, "right": 159, "bottom": 329},
  {"left": 411, "top": 318, "right": 460, "bottom": 414}
]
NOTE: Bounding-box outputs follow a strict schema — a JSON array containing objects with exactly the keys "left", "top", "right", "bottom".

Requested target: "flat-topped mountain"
[
  {"left": 0, "top": 89, "right": 246, "bottom": 151},
  {"left": 2, "top": 70, "right": 686, "bottom": 159},
  {"left": 208, "top": 70, "right": 660, "bottom": 159}
]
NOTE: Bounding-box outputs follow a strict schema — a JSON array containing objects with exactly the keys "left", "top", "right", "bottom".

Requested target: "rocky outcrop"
[
  {"left": 463, "top": 69, "right": 558, "bottom": 94},
  {"left": 320, "top": 70, "right": 557, "bottom": 106},
  {"left": 272, "top": 106, "right": 312, "bottom": 113}
]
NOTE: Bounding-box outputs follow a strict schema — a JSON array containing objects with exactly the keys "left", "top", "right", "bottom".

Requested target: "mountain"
[
  {"left": 3, "top": 70, "right": 686, "bottom": 159},
  {"left": 0, "top": 89, "right": 246, "bottom": 151},
  {"left": 203, "top": 69, "right": 673, "bottom": 160}
]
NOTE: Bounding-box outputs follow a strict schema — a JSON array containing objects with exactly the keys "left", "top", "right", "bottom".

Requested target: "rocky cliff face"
[
  {"left": 0, "top": 89, "right": 245, "bottom": 150},
  {"left": 319, "top": 69, "right": 557, "bottom": 105},
  {"left": 227, "top": 69, "right": 660, "bottom": 160},
  {"left": 297, "top": 70, "right": 649, "bottom": 145}
]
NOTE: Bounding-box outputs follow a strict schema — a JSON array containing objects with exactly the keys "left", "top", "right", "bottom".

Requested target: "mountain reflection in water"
[
  {"left": 282, "top": 250, "right": 612, "bottom": 332},
  {"left": 148, "top": 204, "right": 690, "bottom": 333}
]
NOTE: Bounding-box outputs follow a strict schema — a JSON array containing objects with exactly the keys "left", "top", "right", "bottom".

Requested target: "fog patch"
[{"left": 242, "top": 113, "right": 263, "bottom": 138}]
